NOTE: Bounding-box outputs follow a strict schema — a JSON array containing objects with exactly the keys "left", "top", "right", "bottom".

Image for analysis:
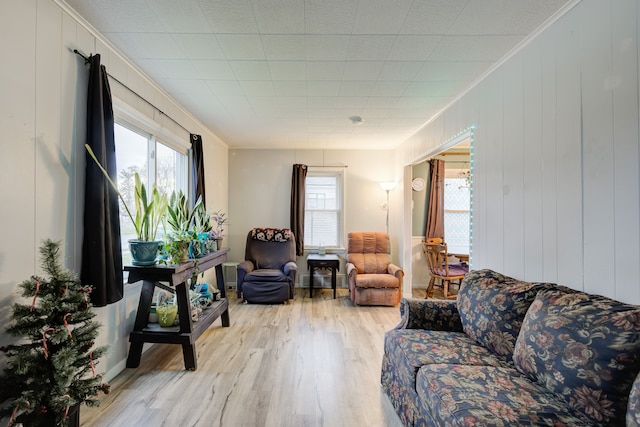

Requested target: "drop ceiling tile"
[
  {"left": 351, "top": 0, "right": 413, "bottom": 34},
  {"left": 136, "top": 59, "right": 200, "bottom": 79},
  {"left": 366, "top": 96, "right": 400, "bottom": 109},
  {"left": 240, "top": 80, "right": 276, "bottom": 96},
  {"left": 273, "top": 81, "right": 307, "bottom": 97},
  {"left": 406, "top": 81, "right": 465, "bottom": 98},
  {"left": 306, "top": 62, "right": 345, "bottom": 81},
  {"left": 252, "top": 0, "right": 305, "bottom": 33},
  {"left": 197, "top": 0, "right": 258, "bottom": 33},
  {"left": 400, "top": 0, "right": 467, "bottom": 35},
  {"left": 378, "top": 62, "right": 423, "bottom": 81},
  {"left": 360, "top": 108, "right": 390, "bottom": 119},
  {"left": 336, "top": 96, "right": 368, "bottom": 109},
  {"left": 346, "top": 35, "right": 395, "bottom": 61},
  {"left": 388, "top": 36, "right": 441, "bottom": 61},
  {"left": 447, "top": 0, "right": 569, "bottom": 35},
  {"left": 261, "top": 35, "right": 306, "bottom": 60},
  {"left": 415, "top": 61, "right": 493, "bottom": 81},
  {"left": 217, "top": 34, "right": 266, "bottom": 60},
  {"left": 339, "top": 81, "right": 375, "bottom": 97},
  {"left": 277, "top": 97, "right": 307, "bottom": 109},
  {"left": 105, "top": 33, "right": 183, "bottom": 59},
  {"left": 70, "top": 0, "right": 164, "bottom": 33},
  {"left": 307, "top": 81, "right": 341, "bottom": 97},
  {"left": 306, "top": 35, "right": 350, "bottom": 61},
  {"left": 306, "top": 108, "right": 337, "bottom": 118},
  {"left": 394, "top": 96, "right": 451, "bottom": 109},
  {"left": 268, "top": 61, "right": 307, "bottom": 81},
  {"left": 372, "top": 82, "right": 409, "bottom": 97},
  {"left": 217, "top": 95, "right": 253, "bottom": 113},
  {"left": 304, "top": 0, "right": 358, "bottom": 34},
  {"left": 342, "top": 61, "right": 384, "bottom": 81},
  {"left": 206, "top": 80, "right": 244, "bottom": 97},
  {"left": 193, "top": 60, "right": 235, "bottom": 80},
  {"left": 173, "top": 34, "right": 225, "bottom": 60},
  {"left": 307, "top": 97, "right": 338, "bottom": 108},
  {"left": 147, "top": 0, "right": 211, "bottom": 33},
  {"left": 430, "top": 35, "right": 525, "bottom": 61},
  {"left": 229, "top": 61, "right": 271, "bottom": 80}
]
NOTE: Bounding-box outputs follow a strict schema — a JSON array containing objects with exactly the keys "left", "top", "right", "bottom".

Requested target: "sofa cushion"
[
  {"left": 457, "top": 269, "right": 547, "bottom": 362},
  {"left": 513, "top": 289, "right": 640, "bottom": 425},
  {"left": 628, "top": 372, "right": 640, "bottom": 427},
  {"left": 384, "top": 329, "right": 511, "bottom": 390},
  {"left": 416, "top": 364, "right": 593, "bottom": 426}
]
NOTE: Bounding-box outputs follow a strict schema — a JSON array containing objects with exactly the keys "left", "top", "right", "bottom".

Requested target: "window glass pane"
[
  {"left": 156, "top": 142, "right": 178, "bottom": 196},
  {"left": 304, "top": 174, "right": 342, "bottom": 247},
  {"left": 444, "top": 177, "right": 470, "bottom": 254},
  {"left": 114, "top": 123, "right": 148, "bottom": 265}
]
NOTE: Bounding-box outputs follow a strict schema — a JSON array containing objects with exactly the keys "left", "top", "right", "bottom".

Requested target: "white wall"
[
  {"left": 398, "top": 0, "right": 640, "bottom": 305},
  {"left": 0, "top": 0, "right": 229, "bottom": 380},
  {"left": 227, "top": 148, "right": 400, "bottom": 286}
]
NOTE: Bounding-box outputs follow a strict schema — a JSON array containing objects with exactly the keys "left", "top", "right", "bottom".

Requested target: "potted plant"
[
  {"left": 0, "top": 240, "right": 110, "bottom": 426},
  {"left": 85, "top": 145, "right": 167, "bottom": 265},
  {"left": 164, "top": 190, "right": 200, "bottom": 264},
  {"left": 209, "top": 210, "right": 228, "bottom": 248}
]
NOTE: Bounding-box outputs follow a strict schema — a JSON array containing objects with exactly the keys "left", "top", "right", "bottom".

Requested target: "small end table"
[{"left": 306, "top": 254, "right": 340, "bottom": 298}]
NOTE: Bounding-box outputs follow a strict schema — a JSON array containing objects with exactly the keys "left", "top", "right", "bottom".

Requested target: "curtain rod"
[
  {"left": 307, "top": 164, "right": 348, "bottom": 168},
  {"left": 74, "top": 49, "right": 193, "bottom": 136}
]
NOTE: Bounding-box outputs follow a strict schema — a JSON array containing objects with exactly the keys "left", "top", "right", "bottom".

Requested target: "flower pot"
[
  {"left": 157, "top": 305, "right": 178, "bottom": 327},
  {"left": 129, "top": 240, "right": 162, "bottom": 266}
]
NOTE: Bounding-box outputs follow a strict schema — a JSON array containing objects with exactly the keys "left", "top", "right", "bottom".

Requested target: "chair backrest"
[
  {"left": 244, "top": 229, "right": 296, "bottom": 269},
  {"left": 347, "top": 231, "right": 391, "bottom": 274},
  {"left": 423, "top": 241, "right": 450, "bottom": 277}
]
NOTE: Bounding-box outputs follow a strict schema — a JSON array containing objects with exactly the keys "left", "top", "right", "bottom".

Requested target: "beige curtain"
[{"left": 426, "top": 159, "right": 445, "bottom": 241}]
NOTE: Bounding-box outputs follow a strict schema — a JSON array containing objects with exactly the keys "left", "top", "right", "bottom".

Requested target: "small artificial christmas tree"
[{"left": 0, "top": 239, "right": 110, "bottom": 426}]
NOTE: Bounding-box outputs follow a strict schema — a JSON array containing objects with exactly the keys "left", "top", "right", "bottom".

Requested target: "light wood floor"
[{"left": 81, "top": 288, "right": 405, "bottom": 427}]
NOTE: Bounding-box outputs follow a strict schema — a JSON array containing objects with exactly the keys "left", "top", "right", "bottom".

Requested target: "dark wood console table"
[{"left": 125, "top": 249, "right": 230, "bottom": 371}]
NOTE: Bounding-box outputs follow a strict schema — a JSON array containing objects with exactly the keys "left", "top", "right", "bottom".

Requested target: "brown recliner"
[{"left": 346, "top": 231, "right": 403, "bottom": 306}]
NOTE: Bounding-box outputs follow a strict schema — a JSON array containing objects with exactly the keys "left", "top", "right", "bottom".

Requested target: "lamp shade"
[{"left": 379, "top": 181, "right": 396, "bottom": 191}]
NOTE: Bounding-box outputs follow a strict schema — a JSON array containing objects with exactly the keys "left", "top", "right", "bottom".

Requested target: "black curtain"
[
  {"left": 290, "top": 164, "right": 307, "bottom": 256},
  {"left": 191, "top": 134, "right": 205, "bottom": 205},
  {"left": 80, "top": 54, "right": 123, "bottom": 307}
]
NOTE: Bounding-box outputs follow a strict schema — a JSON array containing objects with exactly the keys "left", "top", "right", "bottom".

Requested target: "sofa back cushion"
[
  {"left": 513, "top": 289, "right": 640, "bottom": 425},
  {"left": 457, "top": 269, "right": 547, "bottom": 362}
]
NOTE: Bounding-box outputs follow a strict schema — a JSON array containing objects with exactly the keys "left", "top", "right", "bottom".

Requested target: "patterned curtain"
[
  {"left": 80, "top": 54, "right": 123, "bottom": 307},
  {"left": 290, "top": 164, "right": 307, "bottom": 256}
]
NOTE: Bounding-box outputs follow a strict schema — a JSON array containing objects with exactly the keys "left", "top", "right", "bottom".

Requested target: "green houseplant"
[
  {"left": 164, "top": 190, "right": 203, "bottom": 264},
  {"left": 85, "top": 144, "right": 168, "bottom": 265}
]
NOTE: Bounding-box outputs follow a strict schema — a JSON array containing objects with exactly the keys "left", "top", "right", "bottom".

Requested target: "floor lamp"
[{"left": 379, "top": 181, "right": 396, "bottom": 234}]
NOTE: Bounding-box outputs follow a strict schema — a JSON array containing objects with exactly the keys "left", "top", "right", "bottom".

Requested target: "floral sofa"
[{"left": 381, "top": 269, "right": 640, "bottom": 426}]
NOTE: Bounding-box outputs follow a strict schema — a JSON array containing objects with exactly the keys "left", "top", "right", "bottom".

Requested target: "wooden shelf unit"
[{"left": 125, "top": 249, "right": 230, "bottom": 371}]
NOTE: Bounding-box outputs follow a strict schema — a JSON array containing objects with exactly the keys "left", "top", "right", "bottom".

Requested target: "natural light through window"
[{"left": 304, "top": 170, "right": 344, "bottom": 248}]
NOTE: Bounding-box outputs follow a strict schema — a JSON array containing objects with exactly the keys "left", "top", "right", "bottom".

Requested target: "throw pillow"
[
  {"left": 457, "top": 269, "right": 547, "bottom": 361},
  {"left": 513, "top": 289, "right": 640, "bottom": 425}
]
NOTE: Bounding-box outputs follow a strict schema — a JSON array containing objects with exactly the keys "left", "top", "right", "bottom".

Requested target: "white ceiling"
[{"left": 64, "top": 0, "right": 573, "bottom": 150}]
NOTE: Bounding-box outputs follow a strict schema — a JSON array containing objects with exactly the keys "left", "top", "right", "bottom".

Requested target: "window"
[
  {"left": 304, "top": 169, "right": 344, "bottom": 248},
  {"left": 444, "top": 175, "right": 470, "bottom": 255},
  {"left": 114, "top": 121, "right": 188, "bottom": 265}
]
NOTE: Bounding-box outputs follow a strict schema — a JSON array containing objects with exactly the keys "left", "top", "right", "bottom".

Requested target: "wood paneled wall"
[{"left": 399, "top": 0, "right": 640, "bottom": 304}]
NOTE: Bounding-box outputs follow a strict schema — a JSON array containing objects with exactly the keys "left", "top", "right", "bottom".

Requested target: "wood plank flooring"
[{"left": 81, "top": 288, "right": 405, "bottom": 427}]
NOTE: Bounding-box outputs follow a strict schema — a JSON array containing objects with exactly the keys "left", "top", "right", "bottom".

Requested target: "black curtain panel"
[
  {"left": 290, "top": 164, "right": 307, "bottom": 256},
  {"left": 80, "top": 54, "right": 123, "bottom": 307},
  {"left": 191, "top": 134, "right": 206, "bottom": 206}
]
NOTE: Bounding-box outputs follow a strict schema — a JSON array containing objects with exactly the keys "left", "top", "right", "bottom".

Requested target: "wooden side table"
[
  {"left": 124, "top": 249, "right": 230, "bottom": 371},
  {"left": 306, "top": 254, "right": 340, "bottom": 298}
]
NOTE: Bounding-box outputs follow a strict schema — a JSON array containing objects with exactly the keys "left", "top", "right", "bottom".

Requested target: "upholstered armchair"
[
  {"left": 346, "top": 231, "right": 403, "bottom": 306},
  {"left": 237, "top": 228, "right": 297, "bottom": 304}
]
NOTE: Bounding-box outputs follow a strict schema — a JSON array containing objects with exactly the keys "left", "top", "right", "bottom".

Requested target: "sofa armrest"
[
  {"left": 283, "top": 261, "right": 298, "bottom": 278},
  {"left": 395, "top": 298, "right": 463, "bottom": 332},
  {"left": 387, "top": 263, "right": 404, "bottom": 280}
]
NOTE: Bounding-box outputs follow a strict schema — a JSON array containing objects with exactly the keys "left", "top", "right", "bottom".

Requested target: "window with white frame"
[
  {"left": 304, "top": 169, "right": 344, "bottom": 249},
  {"left": 443, "top": 169, "right": 470, "bottom": 255},
  {"left": 114, "top": 121, "right": 188, "bottom": 266}
]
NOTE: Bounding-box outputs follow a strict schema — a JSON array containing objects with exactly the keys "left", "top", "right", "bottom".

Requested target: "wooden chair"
[{"left": 422, "top": 241, "right": 469, "bottom": 299}]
